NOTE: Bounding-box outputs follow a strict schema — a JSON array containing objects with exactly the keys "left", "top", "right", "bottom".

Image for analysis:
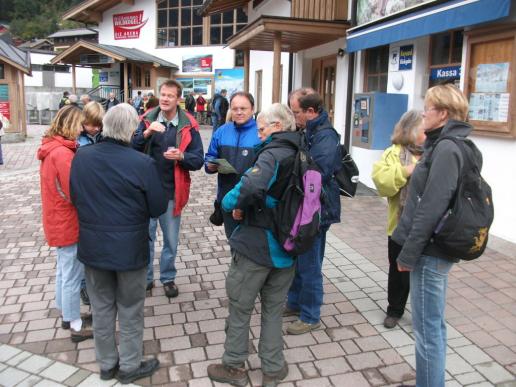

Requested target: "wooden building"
[{"left": 0, "top": 39, "right": 31, "bottom": 142}]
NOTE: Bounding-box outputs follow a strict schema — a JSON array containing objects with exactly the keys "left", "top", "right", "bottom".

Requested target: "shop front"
[{"left": 346, "top": 0, "right": 516, "bottom": 242}]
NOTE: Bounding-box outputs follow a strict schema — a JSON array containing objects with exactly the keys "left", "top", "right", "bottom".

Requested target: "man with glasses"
[{"left": 205, "top": 91, "right": 260, "bottom": 238}]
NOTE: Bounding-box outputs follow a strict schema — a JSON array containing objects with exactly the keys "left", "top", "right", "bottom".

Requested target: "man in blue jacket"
[
  {"left": 210, "top": 89, "right": 228, "bottom": 132},
  {"left": 70, "top": 103, "right": 168, "bottom": 384},
  {"left": 285, "top": 88, "right": 341, "bottom": 335},
  {"left": 205, "top": 91, "right": 260, "bottom": 238}
]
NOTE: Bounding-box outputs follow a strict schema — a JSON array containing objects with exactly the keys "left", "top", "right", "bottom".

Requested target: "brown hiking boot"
[
  {"left": 71, "top": 326, "right": 94, "bottom": 343},
  {"left": 207, "top": 363, "right": 248, "bottom": 387},
  {"left": 263, "top": 362, "right": 289, "bottom": 387},
  {"left": 282, "top": 306, "right": 300, "bottom": 317},
  {"left": 286, "top": 319, "right": 321, "bottom": 335}
]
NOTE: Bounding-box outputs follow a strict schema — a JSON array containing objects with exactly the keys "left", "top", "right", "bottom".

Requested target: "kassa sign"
[{"left": 113, "top": 11, "right": 148, "bottom": 40}]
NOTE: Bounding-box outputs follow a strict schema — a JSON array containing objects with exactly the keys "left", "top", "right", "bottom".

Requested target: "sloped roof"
[
  {"left": 0, "top": 39, "right": 31, "bottom": 74},
  {"left": 48, "top": 27, "right": 99, "bottom": 39},
  {"left": 63, "top": 0, "right": 125, "bottom": 23},
  {"left": 50, "top": 40, "right": 178, "bottom": 70},
  {"left": 18, "top": 39, "right": 53, "bottom": 50}
]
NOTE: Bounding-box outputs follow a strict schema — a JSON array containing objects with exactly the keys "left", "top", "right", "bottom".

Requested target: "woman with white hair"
[
  {"left": 207, "top": 103, "right": 299, "bottom": 387},
  {"left": 70, "top": 103, "right": 168, "bottom": 384}
]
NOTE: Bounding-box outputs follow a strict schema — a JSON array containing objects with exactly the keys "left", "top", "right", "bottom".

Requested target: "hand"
[
  {"left": 397, "top": 263, "right": 412, "bottom": 272},
  {"left": 232, "top": 209, "right": 243, "bottom": 220},
  {"left": 143, "top": 122, "right": 165, "bottom": 138},
  {"left": 163, "top": 148, "right": 184, "bottom": 161},
  {"left": 404, "top": 163, "right": 416, "bottom": 176},
  {"left": 207, "top": 162, "right": 219, "bottom": 172}
]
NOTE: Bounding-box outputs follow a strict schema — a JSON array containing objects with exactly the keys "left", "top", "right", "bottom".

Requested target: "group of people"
[
  {"left": 184, "top": 89, "right": 229, "bottom": 130},
  {"left": 39, "top": 79, "right": 473, "bottom": 387}
]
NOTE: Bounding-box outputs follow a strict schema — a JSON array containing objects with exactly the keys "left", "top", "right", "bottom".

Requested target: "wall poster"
[
  {"left": 214, "top": 68, "right": 244, "bottom": 96},
  {"left": 176, "top": 77, "right": 213, "bottom": 98},
  {"left": 475, "top": 63, "right": 509, "bottom": 93},
  {"left": 469, "top": 92, "right": 509, "bottom": 123},
  {"left": 0, "top": 84, "right": 10, "bottom": 129},
  {"left": 182, "top": 55, "right": 213, "bottom": 73},
  {"left": 113, "top": 10, "right": 148, "bottom": 40},
  {"left": 357, "top": 0, "right": 436, "bottom": 25}
]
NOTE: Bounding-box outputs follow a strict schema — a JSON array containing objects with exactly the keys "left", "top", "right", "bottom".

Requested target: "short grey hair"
[
  {"left": 68, "top": 94, "right": 78, "bottom": 103},
  {"left": 256, "top": 103, "right": 296, "bottom": 132},
  {"left": 102, "top": 103, "right": 139, "bottom": 143},
  {"left": 80, "top": 94, "right": 91, "bottom": 103}
]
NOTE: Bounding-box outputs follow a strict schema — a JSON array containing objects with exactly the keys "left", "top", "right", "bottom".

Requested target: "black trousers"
[{"left": 387, "top": 237, "right": 410, "bottom": 318}]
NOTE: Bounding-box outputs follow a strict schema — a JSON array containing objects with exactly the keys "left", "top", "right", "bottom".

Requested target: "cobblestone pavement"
[{"left": 0, "top": 125, "right": 515, "bottom": 386}]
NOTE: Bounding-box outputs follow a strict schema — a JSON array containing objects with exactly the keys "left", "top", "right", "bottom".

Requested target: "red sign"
[
  {"left": 113, "top": 11, "right": 148, "bottom": 40},
  {"left": 0, "top": 102, "right": 10, "bottom": 121}
]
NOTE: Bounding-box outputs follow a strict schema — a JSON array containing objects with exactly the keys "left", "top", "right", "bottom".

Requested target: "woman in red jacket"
[{"left": 37, "top": 105, "right": 93, "bottom": 343}]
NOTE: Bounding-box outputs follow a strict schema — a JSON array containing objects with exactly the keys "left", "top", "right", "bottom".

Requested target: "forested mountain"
[{"left": 0, "top": 0, "right": 85, "bottom": 40}]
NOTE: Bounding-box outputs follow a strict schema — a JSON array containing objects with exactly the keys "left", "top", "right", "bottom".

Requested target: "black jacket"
[
  {"left": 70, "top": 138, "right": 168, "bottom": 271},
  {"left": 392, "top": 120, "right": 471, "bottom": 268}
]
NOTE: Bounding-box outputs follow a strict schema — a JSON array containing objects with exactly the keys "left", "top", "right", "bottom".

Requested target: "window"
[
  {"left": 144, "top": 70, "right": 151, "bottom": 87},
  {"left": 364, "top": 45, "right": 388, "bottom": 92},
  {"left": 210, "top": 8, "right": 247, "bottom": 45},
  {"left": 134, "top": 66, "right": 142, "bottom": 88},
  {"left": 235, "top": 49, "right": 244, "bottom": 67},
  {"left": 0, "top": 64, "right": 4, "bottom": 79},
  {"left": 255, "top": 70, "right": 262, "bottom": 113},
  {"left": 429, "top": 30, "right": 463, "bottom": 87},
  {"left": 157, "top": 0, "right": 203, "bottom": 47}
]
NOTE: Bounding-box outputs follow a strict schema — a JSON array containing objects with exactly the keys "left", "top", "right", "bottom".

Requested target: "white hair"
[
  {"left": 102, "top": 103, "right": 139, "bottom": 143},
  {"left": 256, "top": 103, "right": 296, "bottom": 132},
  {"left": 80, "top": 94, "right": 91, "bottom": 103},
  {"left": 68, "top": 94, "right": 78, "bottom": 103}
]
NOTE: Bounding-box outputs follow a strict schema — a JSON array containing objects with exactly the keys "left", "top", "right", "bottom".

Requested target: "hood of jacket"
[
  {"left": 305, "top": 110, "right": 333, "bottom": 138},
  {"left": 234, "top": 118, "right": 257, "bottom": 133},
  {"left": 37, "top": 136, "right": 77, "bottom": 161},
  {"left": 425, "top": 120, "right": 472, "bottom": 150}
]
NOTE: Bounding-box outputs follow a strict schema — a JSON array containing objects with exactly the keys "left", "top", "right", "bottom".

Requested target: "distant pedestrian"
[
  {"left": 184, "top": 91, "right": 196, "bottom": 115},
  {"left": 37, "top": 105, "right": 93, "bottom": 343},
  {"left": 71, "top": 103, "right": 167, "bottom": 384},
  {"left": 78, "top": 101, "right": 104, "bottom": 146},
  {"left": 144, "top": 96, "right": 159, "bottom": 113},
  {"left": 80, "top": 94, "right": 91, "bottom": 107},
  {"left": 196, "top": 93, "right": 206, "bottom": 124},
  {"left": 211, "top": 89, "right": 228, "bottom": 132},
  {"left": 68, "top": 94, "right": 79, "bottom": 107},
  {"left": 372, "top": 110, "right": 425, "bottom": 329},
  {"left": 59, "top": 91, "right": 69, "bottom": 109},
  {"left": 106, "top": 92, "right": 119, "bottom": 111},
  {"left": 133, "top": 91, "right": 144, "bottom": 114}
]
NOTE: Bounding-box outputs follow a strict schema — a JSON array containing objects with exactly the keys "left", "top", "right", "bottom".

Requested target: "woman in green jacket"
[{"left": 371, "top": 110, "right": 425, "bottom": 329}]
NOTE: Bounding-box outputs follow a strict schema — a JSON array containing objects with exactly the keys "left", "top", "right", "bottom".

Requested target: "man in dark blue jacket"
[
  {"left": 210, "top": 89, "right": 228, "bottom": 132},
  {"left": 205, "top": 91, "right": 260, "bottom": 238},
  {"left": 70, "top": 103, "right": 168, "bottom": 384},
  {"left": 285, "top": 88, "right": 341, "bottom": 335}
]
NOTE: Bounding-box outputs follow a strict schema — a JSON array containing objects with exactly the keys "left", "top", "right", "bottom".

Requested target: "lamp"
[{"left": 337, "top": 48, "right": 345, "bottom": 57}]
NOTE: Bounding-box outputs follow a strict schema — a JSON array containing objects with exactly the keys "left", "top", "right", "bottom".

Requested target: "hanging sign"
[
  {"left": 399, "top": 45, "right": 414, "bottom": 71},
  {"left": 430, "top": 66, "right": 461, "bottom": 81},
  {"left": 113, "top": 10, "right": 148, "bottom": 40}
]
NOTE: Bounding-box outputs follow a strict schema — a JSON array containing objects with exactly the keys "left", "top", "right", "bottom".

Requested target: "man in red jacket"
[{"left": 132, "top": 80, "right": 204, "bottom": 298}]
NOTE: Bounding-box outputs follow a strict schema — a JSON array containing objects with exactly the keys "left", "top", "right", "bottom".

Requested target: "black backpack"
[
  {"left": 429, "top": 136, "right": 494, "bottom": 260},
  {"left": 335, "top": 144, "right": 359, "bottom": 197},
  {"left": 250, "top": 134, "right": 323, "bottom": 256}
]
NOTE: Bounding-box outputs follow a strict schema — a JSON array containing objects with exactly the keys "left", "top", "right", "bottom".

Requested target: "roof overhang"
[
  {"left": 63, "top": 0, "right": 133, "bottom": 23},
  {"left": 199, "top": 0, "right": 249, "bottom": 16},
  {"left": 227, "top": 16, "right": 349, "bottom": 53},
  {"left": 0, "top": 56, "right": 31, "bottom": 75}
]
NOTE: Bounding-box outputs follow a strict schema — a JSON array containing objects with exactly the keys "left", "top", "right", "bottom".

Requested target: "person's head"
[
  {"left": 63, "top": 91, "right": 69, "bottom": 98},
  {"left": 229, "top": 91, "right": 254, "bottom": 125},
  {"left": 108, "top": 92, "right": 115, "bottom": 100},
  {"left": 137, "top": 91, "right": 142, "bottom": 96},
  {"left": 80, "top": 94, "right": 91, "bottom": 105},
  {"left": 423, "top": 84, "right": 469, "bottom": 132},
  {"left": 159, "top": 80, "right": 182, "bottom": 117},
  {"left": 68, "top": 94, "right": 78, "bottom": 105},
  {"left": 256, "top": 103, "right": 296, "bottom": 141},
  {"left": 102, "top": 103, "right": 139, "bottom": 144},
  {"left": 391, "top": 110, "right": 425, "bottom": 147},
  {"left": 82, "top": 101, "right": 104, "bottom": 136},
  {"left": 288, "top": 88, "right": 322, "bottom": 129},
  {"left": 146, "top": 96, "right": 159, "bottom": 111},
  {"left": 46, "top": 105, "right": 83, "bottom": 140},
  {"left": 221, "top": 89, "right": 227, "bottom": 97},
  {"left": 147, "top": 91, "right": 154, "bottom": 97}
]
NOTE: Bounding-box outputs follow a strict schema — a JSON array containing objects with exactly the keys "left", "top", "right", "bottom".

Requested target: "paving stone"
[
  {"left": 475, "top": 361, "right": 515, "bottom": 384},
  {"left": 454, "top": 345, "right": 492, "bottom": 365},
  {"left": 446, "top": 353, "right": 475, "bottom": 375},
  {"left": 455, "top": 371, "right": 486, "bottom": 385},
  {"left": 173, "top": 347, "right": 206, "bottom": 364},
  {"left": 330, "top": 371, "right": 371, "bottom": 387},
  {"left": 17, "top": 354, "right": 53, "bottom": 373},
  {"left": 314, "top": 357, "right": 351, "bottom": 376},
  {"left": 16, "top": 374, "right": 42, "bottom": 387},
  {"left": 160, "top": 335, "right": 191, "bottom": 352},
  {"left": 0, "top": 344, "right": 21, "bottom": 362},
  {"left": 381, "top": 329, "right": 414, "bottom": 348},
  {"left": 5, "top": 350, "right": 32, "bottom": 366},
  {"left": 0, "top": 367, "right": 30, "bottom": 386},
  {"left": 39, "top": 361, "right": 78, "bottom": 382},
  {"left": 296, "top": 376, "right": 333, "bottom": 387},
  {"left": 354, "top": 335, "right": 391, "bottom": 351}
]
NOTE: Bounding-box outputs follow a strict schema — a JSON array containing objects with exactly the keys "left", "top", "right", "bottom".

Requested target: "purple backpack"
[{"left": 264, "top": 136, "right": 322, "bottom": 256}]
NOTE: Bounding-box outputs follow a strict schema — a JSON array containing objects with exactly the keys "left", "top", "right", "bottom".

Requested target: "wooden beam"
[
  {"left": 124, "top": 62, "right": 129, "bottom": 103},
  {"left": 120, "top": 0, "right": 134, "bottom": 5},
  {"left": 272, "top": 31, "right": 281, "bottom": 103},
  {"left": 243, "top": 49, "right": 250, "bottom": 93},
  {"left": 84, "top": 10, "right": 102, "bottom": 23},
  {"left": 72, "top": 64, "right": 77, "bottom": 94}
]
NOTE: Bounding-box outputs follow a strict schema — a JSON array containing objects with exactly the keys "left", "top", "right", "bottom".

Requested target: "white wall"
[
  {"left": 249, "top": 51, "right": 290, "bottom": 108},
  {"left": 97, "top": 0, "right": 237, "bottom": 78},
  {"left": 55, "top": 68, "right": 92, "bottom": 88},
  {"left": 247, "top": 0, "right": 291, "bottom": 22}
]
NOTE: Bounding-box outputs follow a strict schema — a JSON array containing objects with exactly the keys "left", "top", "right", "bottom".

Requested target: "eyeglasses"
[
  {"left": 258, "top": 121, "right": 278, "bottom": 132},
  {"left": 423, "top": 106, "right": 440, "bottom": 113}
]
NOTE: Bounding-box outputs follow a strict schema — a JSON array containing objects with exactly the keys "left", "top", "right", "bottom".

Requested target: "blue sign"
[
  {"left": 99, "top": 72, "right": 108, "bottom": 83},
  {"left": 399, "top": 45, "right": 413, "bottom": 70},
  {"left": 430, "top": 66, "right": 461, "bottom": 80}
]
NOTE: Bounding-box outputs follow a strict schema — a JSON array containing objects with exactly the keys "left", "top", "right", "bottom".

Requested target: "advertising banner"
[
  {"left": 113, "top": 10, "right": 148, "bottom": 40},
  {"left": 182, "top": 55, "right": 213, "bottom": 73},
  {"left": 214, "top": 68, "right": 244, "bottom": 96},
  {"left": 357, "top": 0, "right": 437, "bottom": 25}
]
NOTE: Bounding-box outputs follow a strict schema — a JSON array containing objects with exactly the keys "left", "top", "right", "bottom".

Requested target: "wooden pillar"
[
  {"left": 243, "top": 49, "right": 250, "bottom": 93},
  {"left": 71, "top": 64, "right": 77, "bottom": 94},
  {"left": 123, "top": 62, "right": 129, "bottom": 102},
  {"left": 272, "top": 31, "right": 281, "bottom": 103}
]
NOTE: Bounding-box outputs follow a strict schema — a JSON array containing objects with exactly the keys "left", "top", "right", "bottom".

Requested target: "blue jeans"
[
  {"left": 55, "top": 243, "right": 83, "bottom": 322},
  {"left": 286, "top": 228, "right": 328, "bottom": 324},
  {"left": 148, "top": 200, "right": 181, "bottom": 285},
  {"left": 211, "top": 114, "right": 220, "bottom": 132},
  {"left": 410, "top": 254, "right": 454, "bottom": 387}
]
